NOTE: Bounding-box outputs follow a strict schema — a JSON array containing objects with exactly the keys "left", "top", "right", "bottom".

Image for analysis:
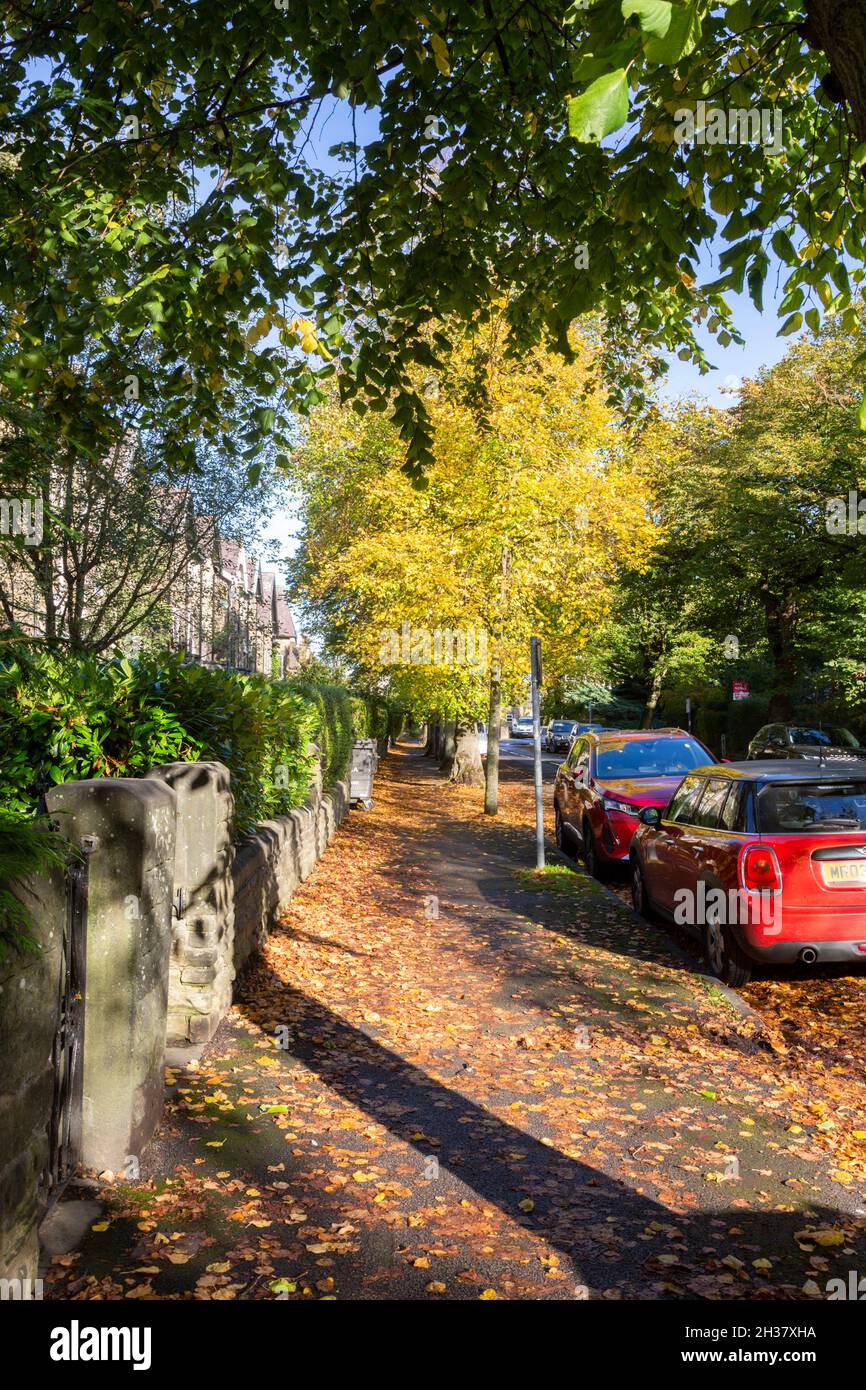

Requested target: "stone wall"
[
  {"left": 232, "top": 775, "right": 350, "bottom": 978},
  {"left": 0, "top": 755, "right": 357, "bottom": 1279},
  {"left": 148, "top": 762, "right": 353, "bottom": 1046},
  {"left": 0, "top": 866, "right": 65, "bottom": 1284}
]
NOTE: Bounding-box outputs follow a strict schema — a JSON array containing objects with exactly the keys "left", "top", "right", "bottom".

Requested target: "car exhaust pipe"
[{"left": 799, "top": 947, "right": 818, "bottom": 964}]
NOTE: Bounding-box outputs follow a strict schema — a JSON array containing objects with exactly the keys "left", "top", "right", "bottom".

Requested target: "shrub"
[
  {"left": 0, "top": 646, "right": 378, "bottom": 836},
  {"left": 0, "top": 812, "right": 70, "bottom": 963},
  {"left": 147, "top": 660, "right": 320, "bottom": 833},
  {"left": 0, "top": 648, "right": 201, "bottom": 819},
  {"left": 287, "top": 678, "right": 355, "bottom": 789}
]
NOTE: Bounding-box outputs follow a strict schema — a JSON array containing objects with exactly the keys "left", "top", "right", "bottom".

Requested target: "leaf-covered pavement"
[{"left": 46, "top": 745, "right": 866, "bottom": 1300}]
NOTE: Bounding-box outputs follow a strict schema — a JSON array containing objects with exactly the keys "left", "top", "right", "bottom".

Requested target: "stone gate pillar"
[
  {"left": 45, "top": 778, "right": 176, "bottom": 1173},
  {"left": 146, "top": 762, "right": 234, "bottom": 1046}
]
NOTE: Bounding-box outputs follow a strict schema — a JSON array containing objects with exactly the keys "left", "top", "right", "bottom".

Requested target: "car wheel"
[
  {"left": 631, "top": 856, "right": 650, "bottom": 919},
  {"left": 554, "top": 803, "right": 565, "bottom": 850},
  {"left": 582, "top": 820, "right": 601, "bottom": 879},
  {"left": 703, "top": 902, "right": 752, "bottom": 987}
]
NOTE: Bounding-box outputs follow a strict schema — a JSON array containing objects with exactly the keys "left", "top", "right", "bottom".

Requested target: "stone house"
[
  {"left": 170, "top": 526, "right": 303, "bottom": 676},
  {"left": 0, "top": 497, "right": 303, "bottom": 676}
]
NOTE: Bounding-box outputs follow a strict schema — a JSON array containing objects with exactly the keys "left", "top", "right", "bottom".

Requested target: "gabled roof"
[{"left": 272, "top": 575, "right": 297, "bottom": 640}]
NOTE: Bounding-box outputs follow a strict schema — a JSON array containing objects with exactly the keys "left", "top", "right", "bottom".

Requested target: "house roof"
[{"left": 272, "top": 576, "right": 297, "bottom": 640}]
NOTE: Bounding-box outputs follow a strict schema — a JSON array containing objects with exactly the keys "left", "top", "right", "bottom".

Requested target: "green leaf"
[
  {"left": 779, "top": 312, "right": 802, "bottom": 336},
  {"left": 643, "top": 2, "right": 700, "bottom": 62},
  {"left": 567, "top": 70, "right": 630, "bottom": 143},
  {"left": 621, "top": 0, "right": 672, "bottom": 39},
  {"left": 859, "top": 384, "right": 866, "bottom": 433}
]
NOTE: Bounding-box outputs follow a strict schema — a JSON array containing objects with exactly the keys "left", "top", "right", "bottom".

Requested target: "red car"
[
  {"left": 553, "top": 728, "right": 718, "bottom": 878},
  {"left": 629, "top": 760, "right": 866, "bottom": 985}
]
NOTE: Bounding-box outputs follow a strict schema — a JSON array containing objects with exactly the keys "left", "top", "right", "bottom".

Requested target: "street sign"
[
  {"left": 529, "top": 638, "right": 544, "bottom": 869},
  {"left": 531, "top": 638, "right": 543, "bottom": 690},
  {"left": 732, "top": 680, "right": 750, "bottom": 701}
]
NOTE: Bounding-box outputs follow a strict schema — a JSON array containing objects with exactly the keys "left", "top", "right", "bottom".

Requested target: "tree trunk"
[
  {"left": 484, "top": 655, "right": 502, "bottom": 814},
  {"left": 424, "top": 714, "right": 439, "bottom": 757},
  {"left": 640, "top": 665, "right": 666, "bottom": 728},
  {"left": 439, "top": 718, "right": 456, "bottom": 772},
  {"left": 484, "top": 545, "right": 509, "bottom": 814},
  {"left": 762, "top": 584, "right": 799, "bottom": 720},
  {"left": 803, "top": 0, "right": 866, "bottom": 140},
  {"left": 445, "top": 718, "right": 485, "bottom": 786}
]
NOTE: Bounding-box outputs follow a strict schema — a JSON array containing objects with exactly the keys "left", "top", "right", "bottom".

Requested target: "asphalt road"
[{"left": 497, "top": 736, "right": 562, "bottom": 776}]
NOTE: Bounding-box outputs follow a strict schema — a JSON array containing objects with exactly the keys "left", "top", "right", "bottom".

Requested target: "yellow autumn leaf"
[{"left": 429, "top": 33, "right": 450, "bottom": 75}]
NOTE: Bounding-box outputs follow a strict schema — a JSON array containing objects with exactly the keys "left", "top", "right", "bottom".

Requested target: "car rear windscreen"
[
  {"left": 595, "top": 737, "right": 710, "bottom": 779},
  {"left": 789, "top": 726, "right": 860, "bottom": 748},
  {"left": 756, "top": 781, "right": 866, "bottom": 833}
]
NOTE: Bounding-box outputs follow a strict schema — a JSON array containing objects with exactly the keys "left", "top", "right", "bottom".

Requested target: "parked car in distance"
[
  {"left": 476, "top": 721, "right": 488, "bottom": 757},
  {"left": 630, "top": 759, "right": 866, "bottom": 985},
  {"left": 553, "top": 728, "right": 718, "bottom": 878},
  {"left": 511, "top": 716, "right": 534, "bottom": 739},
  {"left": 573, "top": 722, "right": 606, "bottom": 736},
  {"left": 545, "top": 719, "right": 577, "bottom": 753},
  {"left": 747, "top": 723, "right": 866, "bottom": 762}
]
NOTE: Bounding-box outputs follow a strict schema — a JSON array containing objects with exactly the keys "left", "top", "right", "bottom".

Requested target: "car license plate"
[{"left": 821, "top": 861, "right": 866, "bottom": 885}]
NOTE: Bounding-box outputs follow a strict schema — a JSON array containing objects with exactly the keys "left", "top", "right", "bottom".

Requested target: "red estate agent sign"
[{"left": 732, "top": 680, "right": 750, "bottom": 701}]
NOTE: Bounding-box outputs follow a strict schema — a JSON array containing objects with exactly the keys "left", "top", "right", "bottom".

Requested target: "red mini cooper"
[
  {"left": 553, "top": 728, "right": 718, "bottom": 878},
  {"left": 629, "top": 760, "right": 866, "bottom": 985}
]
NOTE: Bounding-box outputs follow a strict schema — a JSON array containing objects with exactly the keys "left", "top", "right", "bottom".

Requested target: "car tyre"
[
  {"left": 582, "top": 819, "right": 601, "bottom": 879},
  {"left": 554, "top": 802, "right": 565, "bottom": 850},
  {"left": 703, "top": 902, "right": 752, "bottom": 987},
  {"left": 631, "top": 855, "right": 650, "bottom": 919}
]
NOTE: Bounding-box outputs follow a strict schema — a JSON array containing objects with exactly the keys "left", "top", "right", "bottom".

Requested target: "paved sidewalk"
[{"left": 47, "top": 745, "right": 866, "bottom": 1300}]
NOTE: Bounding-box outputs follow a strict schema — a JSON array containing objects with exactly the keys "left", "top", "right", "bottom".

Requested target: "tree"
[
  {"left": 0, "top": 424, "right": 287, "bottom": 653},
  {"left": 288, "top": 318, "right": 656, "bottom": 796},
  {"left": 600, "top": 314, "right": 866, "bottom": 720},
  {"left": 1, "top": 2, "right": 864, "bottom": 493}
]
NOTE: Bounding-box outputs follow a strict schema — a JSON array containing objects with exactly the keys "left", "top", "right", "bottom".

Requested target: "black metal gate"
[{"left": 39, "top": 858, "right": 88, "bottom": 1208}]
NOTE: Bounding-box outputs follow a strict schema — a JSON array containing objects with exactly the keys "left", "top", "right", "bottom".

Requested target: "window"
[
  {"left": 567, "top": 739, "right": 586, "bottom": 769},
  {"left": 789, "top": 725, "right": 859, "bottom": 748},
  {"left": 756, "top": 780, "right": 866, "bottom": 833},
  {"left": 666, "top": 775, "right": 705, "bottom": 825},
  {"left": 719, "top": 784, "right": 746, "bottom": 832},
  {"left": 595, "top": 736, "right": 710, "bottom": 780},
  {"left": 692, "top": 778, "right": 733, "bottom": 829}
]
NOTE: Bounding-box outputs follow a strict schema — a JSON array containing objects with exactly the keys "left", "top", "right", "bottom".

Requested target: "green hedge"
[{"left": 0, "top": 647, "right": 392, "bottom": 837}]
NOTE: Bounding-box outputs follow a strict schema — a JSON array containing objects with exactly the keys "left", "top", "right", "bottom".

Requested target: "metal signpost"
[{"left": 530, "top": 636, "right": 545, "bottom": 869}]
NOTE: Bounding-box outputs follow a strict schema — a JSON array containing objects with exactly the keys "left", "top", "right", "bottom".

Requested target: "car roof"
[
  {"left": 691, "top": 759, "right": 866, "bottom": 782},
  {"left": 587, "top": 727, "right": 689, "bottom": 744}
]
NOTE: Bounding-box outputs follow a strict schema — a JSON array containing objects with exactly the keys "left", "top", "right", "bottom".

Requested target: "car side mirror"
[{"left": 638, "top": 806, "right": 661, "bottom": 826}]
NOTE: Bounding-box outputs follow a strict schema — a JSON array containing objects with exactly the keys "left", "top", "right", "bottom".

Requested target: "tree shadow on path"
[{"left": 238, "top": 958, "right": 866, "bottom": 1299}]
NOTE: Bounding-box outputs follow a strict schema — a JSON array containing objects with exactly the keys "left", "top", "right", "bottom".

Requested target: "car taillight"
[{"left": 740, "top": 844, "right": 782, "bottom": 893}]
